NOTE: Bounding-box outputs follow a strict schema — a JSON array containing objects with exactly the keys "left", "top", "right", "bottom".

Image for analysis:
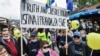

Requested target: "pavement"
[{"left": 54, "top": 46, "right": 59, "bottom": 56}]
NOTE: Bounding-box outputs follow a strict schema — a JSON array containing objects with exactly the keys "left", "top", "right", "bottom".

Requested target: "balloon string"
[{"left": 90, "top": 50, "right": 93, "bottom": 56}]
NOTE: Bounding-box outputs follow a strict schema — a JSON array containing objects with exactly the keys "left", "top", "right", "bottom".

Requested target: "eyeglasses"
[
  {"left": 43, "top": 46, "right": 50, "bottom": 49},
  {"left": 74, "top": 36, "right": 80, "bottom": 39}
]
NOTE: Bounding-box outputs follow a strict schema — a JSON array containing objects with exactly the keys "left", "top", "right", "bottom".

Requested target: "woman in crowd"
[
  {"left": 0, "top": 45, "right": 11, "bottom": 56},
  {"left": 36, "top": 41, "right": 57, "bottom": 56}
]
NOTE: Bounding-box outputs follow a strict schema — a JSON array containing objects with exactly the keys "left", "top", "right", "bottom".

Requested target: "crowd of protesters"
[{"left": 0, "top": 19, "right": 100, "bottom": 56}]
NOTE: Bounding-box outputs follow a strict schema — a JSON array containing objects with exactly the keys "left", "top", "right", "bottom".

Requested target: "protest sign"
[{"left": 21, "top": 0, "right": 68, "bottom": 29}]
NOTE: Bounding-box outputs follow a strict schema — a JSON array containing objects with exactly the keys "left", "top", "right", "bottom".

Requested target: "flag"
[
  {"left": 45, "top": 0, "right": 55, "bottom": 9},
  {"left": 66, "top": 0, "right": 73, "bottom": 11}
]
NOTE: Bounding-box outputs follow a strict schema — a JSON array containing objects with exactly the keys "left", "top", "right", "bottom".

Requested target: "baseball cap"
[
  {"left": 73, "top": 31, "right": 81, "bottom": 38},
  {"left": 30, "top": 32, "right": 37, "bottom": 37}
]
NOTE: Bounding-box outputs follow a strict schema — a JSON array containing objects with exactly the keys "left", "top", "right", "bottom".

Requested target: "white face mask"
[
  {"left": 81, "top": 35, "right": 86, "bottom": 37},
  {"left": 3, "top": 36, "right": 10, "bottom": 39},
  {"left": 31, "top": 39, "right": 37, "bottom": 42},
  {"left": 42, "top": 48, "right": 49, "bottom": 53}
]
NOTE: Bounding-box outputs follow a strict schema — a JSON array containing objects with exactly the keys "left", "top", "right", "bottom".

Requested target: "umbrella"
[
  {"left": 81, "top": 9, "right": 98, "bottom": 16},
  {"left": 69, "top": 9, "right": 99, "bottom": 20},
  {"left": 69, "top": 12, "right": 81, "bottom": 19}
]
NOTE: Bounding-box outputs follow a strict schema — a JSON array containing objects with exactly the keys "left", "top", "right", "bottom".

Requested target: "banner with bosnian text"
[{"left": 21, "top": 0, "right": 68, "bottom": 29}]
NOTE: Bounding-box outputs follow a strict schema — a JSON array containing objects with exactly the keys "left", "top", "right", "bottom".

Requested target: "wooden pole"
[{"left": 21, "top": 28, "right": 23, "bottom": 56}]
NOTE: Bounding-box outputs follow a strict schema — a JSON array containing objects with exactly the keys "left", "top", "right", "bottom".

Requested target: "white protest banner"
[{"left": 21, "top": 0, "right": 68, "bottom": 29}]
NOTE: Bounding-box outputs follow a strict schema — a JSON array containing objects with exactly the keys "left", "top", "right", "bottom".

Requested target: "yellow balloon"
[
  {"left": 87, "top": 33, "right": 100, "bottom": 50},
  {"left": 71, "top": 20, "right": 80, "bottom": 30},
  {"left": 13, "top": 28, "right": 21, "bottom": 39}
]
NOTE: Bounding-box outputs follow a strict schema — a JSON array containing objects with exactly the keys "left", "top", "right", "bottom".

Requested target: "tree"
[{"left": 74, "top": 0, "right": 100, "bottom": 9}]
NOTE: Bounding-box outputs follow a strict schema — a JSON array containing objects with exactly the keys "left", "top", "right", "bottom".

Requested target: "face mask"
[
  {"left": 3, "top": 36, "right": 10, "bottom": 39},
  {"left": 31, "top": 39, "right": 37, "bottom": 42},
  {"left": 81, "top": 35, "right": 86, "bottom": 37},
  {"left": 42, "top": 48, "right": 49, "bottom": 53}
]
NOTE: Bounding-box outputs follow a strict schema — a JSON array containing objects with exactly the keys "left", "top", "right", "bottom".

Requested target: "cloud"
[
  {"left": 0, "top": 0, "right": 11, "bottom": 6},
  {"left": 0, "top": 0, "right": 70, "bottom": 19},
  {"left": 0, "top": 0, "right": 20, "bottom": 19},
  {"left": 34, "top": 0, "right": 46, "bottom": 4}
]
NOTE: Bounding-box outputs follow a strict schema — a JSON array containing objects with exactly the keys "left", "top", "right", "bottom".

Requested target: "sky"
[{"left": 0, "top": 0, "right": 76, "bottom": 19}]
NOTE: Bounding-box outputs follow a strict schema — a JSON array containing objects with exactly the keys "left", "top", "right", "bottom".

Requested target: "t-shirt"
[
  {"left": 43, "top": 51, "right": 50, "bottom": 56},
  {"left": 74, "top": 43, "right": 83, "bottom": 56}
]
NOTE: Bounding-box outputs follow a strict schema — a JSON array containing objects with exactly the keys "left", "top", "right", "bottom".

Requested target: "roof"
[{"left": 81, "top": 4, "right": 100, "bottom": 11}]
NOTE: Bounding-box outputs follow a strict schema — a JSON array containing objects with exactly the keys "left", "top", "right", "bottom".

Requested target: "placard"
[{"left": 21, "top": 0, "right": 68, "bottom": 29}]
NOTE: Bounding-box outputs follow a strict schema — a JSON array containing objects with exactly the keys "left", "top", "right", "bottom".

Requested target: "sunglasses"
[
  {"left": 74, "top": 35, "right": 80, "bottom": 39},
  {"left": 43, "top": 46, "right": 50, "bottom": 49}
]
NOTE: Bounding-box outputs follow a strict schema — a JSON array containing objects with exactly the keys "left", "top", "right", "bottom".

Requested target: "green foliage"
[{"left": 74, "top": 0, "right": 100, "bottom": 8}]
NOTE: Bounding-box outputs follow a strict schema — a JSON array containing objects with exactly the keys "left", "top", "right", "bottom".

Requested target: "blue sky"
[{"left": 0, "top": 0, "right": 77, "bottom": 19}]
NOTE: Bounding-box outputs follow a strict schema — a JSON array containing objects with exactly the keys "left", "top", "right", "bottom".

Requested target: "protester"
[
  {"left": 0, "top": 45, "right": 11, "bottom": 56},
  {"left": 36, "top": 41, "right": 57, "bottom": 56},
  {"left": 87, "top": 21, "right": 94, "bottom": 33},
  {"left": 80, "top": 30, "right": 87, "bottom": 42},
  {"left": 18, "top": 32, "right": 29, "bottom": 56},
  {"left": 57, "top": 29, "right": 67, "bottom": 56},
  {"left": 50, "top": 28, "right": 57, "bottom": 50},
  {"left": 93, "top": 25, "right": 100, "bottom": 33},
  {"left": 37, "top": 28, "right": 51, "bottom": 45},
  {"left": 68, "top": 31, "right": 91, "bottom": 56},
  {"left": 28, "top": 32, "right": 40, "bottom": 56},
  {"left": 67, "top": 30, "right": 73, "bottom": 43},
  {"left": 0, "top": 28, "right": 20, "bottom": 56},
  {"left": 80, "top": 20, "right": 87, "bottom": 30}
]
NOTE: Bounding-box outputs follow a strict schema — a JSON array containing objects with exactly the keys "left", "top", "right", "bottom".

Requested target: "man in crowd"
[
  {"left": 68, "top": 31, "right": 91, "bottom": 56},
  {"left": 57, "top": 29, "right": 67, "bottom": 56},
  {"left": 0, "top": 28, "right": 20, "bottom": 56},
  {"left": 28, "top": 32, "right": 40, "bottom": 56},
  {"left": 18, "top": 32, "right": 29, "bottom": 56}
]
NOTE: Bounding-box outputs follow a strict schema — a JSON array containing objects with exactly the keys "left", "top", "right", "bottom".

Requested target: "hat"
[
  {"left": 30, "top": 32, "right": 37, "bottom": 37},
  {"left": 73, "top": 31, "right": 81, "bottom": 37}
]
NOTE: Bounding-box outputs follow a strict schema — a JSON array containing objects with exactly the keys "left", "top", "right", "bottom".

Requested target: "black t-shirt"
[
  {"left": 43, "top": 51, "right": 50, "bottom": 56},
  {"left": 74, "top": 43, "right": 83, "bottom": 56}
]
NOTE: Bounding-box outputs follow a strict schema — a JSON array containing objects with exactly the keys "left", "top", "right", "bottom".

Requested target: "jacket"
[
  {"left": 28, "top": 40, "right": 40, "bottom": 56},
  {"left": 68, "top": 41, "right": 91, "bottom": 56},
  {"left": 36, "top": 49, "right": 57, "bottom": 56},
  {"left": 0, "top": 37, "right": 20, "bottom": 56},
  {"left": 18, "top": 37, "right": 29, "bottom": 55}
]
